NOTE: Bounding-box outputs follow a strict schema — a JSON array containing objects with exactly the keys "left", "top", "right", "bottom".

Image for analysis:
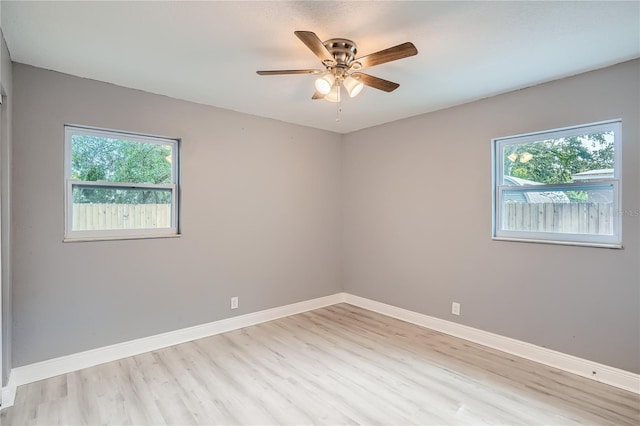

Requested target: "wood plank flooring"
[{"left": 2, "top": 304, "right": 638, "bottom": 425}]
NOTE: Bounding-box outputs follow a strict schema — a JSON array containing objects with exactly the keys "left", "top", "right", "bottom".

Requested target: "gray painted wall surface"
[
  {"left": 9, "top": 59, "right": 640, "bottom": 375},
  {"left": 12, "top": 64, "right": 342, "bottom": 366},
  {"left": 342, "top": 59, "right": 640, "bottom": 373},
  {"left": 1, "top": 29, "right": 13, "bottom": 386}
]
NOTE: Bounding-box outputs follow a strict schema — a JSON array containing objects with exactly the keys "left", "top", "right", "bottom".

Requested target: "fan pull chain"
[{"left": 336, "top": 83, "right": 342, "bottom": 122}]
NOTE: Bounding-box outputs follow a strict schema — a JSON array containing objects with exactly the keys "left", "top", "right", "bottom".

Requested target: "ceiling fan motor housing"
[{"left": 323, "top": 38, "right": 359, "bottom": 75}]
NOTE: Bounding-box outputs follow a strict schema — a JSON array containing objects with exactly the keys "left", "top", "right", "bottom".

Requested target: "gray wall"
[
  {"left": 1, "top": 29, "right": 13, "bottom": 386},
  {"left": 342, "top": 59, "right": 640, "bottom": 373},
  {"left": 11, "top": 64, "right": 342, "bottom": 366},
  {"left": 9, "top": 59, "right": 640, "bottom": 375}
]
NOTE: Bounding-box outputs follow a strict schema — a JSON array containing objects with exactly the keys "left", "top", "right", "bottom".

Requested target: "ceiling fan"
[{"left": 257, "top": 31, "right": 418, "bottom": 102}]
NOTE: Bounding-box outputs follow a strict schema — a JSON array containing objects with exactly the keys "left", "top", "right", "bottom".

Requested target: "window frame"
[
  {"left": 491, "top": 120, "right": 622, "bottom": 248},
  {"left": 64, "top": 125, "right": 180, "bottom": 242}
]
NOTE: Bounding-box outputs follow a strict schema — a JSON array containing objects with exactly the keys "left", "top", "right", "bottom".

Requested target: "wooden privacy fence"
[
  {"left": 72, "top": 204, "right": 171, "bottom": 230},
  {"left": 74, "top": 202, "right": 613, "bottom": 234},
  {"left": 503, "top": 202, "right": 613, "bottom": 234}
]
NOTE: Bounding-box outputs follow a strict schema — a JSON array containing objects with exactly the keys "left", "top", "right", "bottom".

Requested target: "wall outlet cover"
[{"left": 452, "top": 302, "right": 460, "bottom": 316}]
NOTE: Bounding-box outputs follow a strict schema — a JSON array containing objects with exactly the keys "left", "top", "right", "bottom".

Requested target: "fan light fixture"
[
  {"left": 315, "top": 74, "right": 335, "bottom": 95},
  {"left": 323, "top": 84, "right": 341, "bottom": 103},
  {"left": 315, "top": 73, "right": 364, "bottom": 100},
  {"left": 343, "top": 75, "right": 364, "bottom": 98}
]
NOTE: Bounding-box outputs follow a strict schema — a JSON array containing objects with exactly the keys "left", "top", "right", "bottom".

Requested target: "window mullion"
[{"left": 70, "top": 180, "right": 174, "bottom": 190}]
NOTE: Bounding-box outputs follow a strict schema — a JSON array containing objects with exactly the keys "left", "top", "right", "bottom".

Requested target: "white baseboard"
[
  {"left": 2, "top": 291, "right": 637, "bottom": 411},
  {"left": 343, "top": 293, "right": 640, "bottom": 394},
  {"left": 0, "top": 293, "right": 346, "bottom": 409},
  {"left": 1, "top": 372, "right": 16, "bottom": 408}
]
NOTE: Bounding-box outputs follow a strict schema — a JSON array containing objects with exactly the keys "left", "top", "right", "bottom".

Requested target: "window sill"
[
  {"left": 63, "top": 233, "right": 181, "bottom": 243},
  {"left": 492, "top": 236, "right": 622, "bottom": 249}
]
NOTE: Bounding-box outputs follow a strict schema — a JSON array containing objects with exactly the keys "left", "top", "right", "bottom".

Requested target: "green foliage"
[
  {"left": 503, "top": 132, "right": 613, "bottom": 202},
  {"left": 503, "top": 132, "right": 613, "bottom": 184},
  {"left": 72, "top": 135, "right": 173, "bottom": 204}
]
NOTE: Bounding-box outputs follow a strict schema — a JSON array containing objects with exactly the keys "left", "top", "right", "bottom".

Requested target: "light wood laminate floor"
[{"left": 2, "top": 304, "right": 639, "bottom": 425}]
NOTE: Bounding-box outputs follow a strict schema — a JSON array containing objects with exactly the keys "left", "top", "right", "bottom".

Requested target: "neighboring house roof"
[
  {"left": 571, "top": 168, "right": 614, "bottom": 181},
  {"left": 503, "top": 176, "right": 570, "bottom": 203},
  {"left": 503, "top": 176, "right": 542, "bottom": 186},
  {"left": 571, "top": 168, "right": 614, "bottom": 203}
]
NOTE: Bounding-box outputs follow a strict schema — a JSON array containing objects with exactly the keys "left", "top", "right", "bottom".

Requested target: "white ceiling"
[{"left": 3, "top": 1, "right": 639, "bottom": 134}]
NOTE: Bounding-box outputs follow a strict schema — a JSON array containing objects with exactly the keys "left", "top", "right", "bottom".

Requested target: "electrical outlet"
[
  {"left": 452, "top": 302, "right": 460, "bottom": 316},
  {"left": 231, "top": 296, "right": 239, "bottom": 310}
]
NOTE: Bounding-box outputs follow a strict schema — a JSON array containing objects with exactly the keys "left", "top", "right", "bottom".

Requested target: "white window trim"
[
  {"left": 64, "top": 125, "right": 180, "bottom": 242},
  {"left": 491, "top": 119, "right": 622, "bottom": 248}
]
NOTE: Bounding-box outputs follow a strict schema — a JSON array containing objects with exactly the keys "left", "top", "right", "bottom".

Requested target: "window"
[
  {"left": 64, "top": 125, "right": 180, "bottom": 241},
  {"left": 492, "top": 120, "right": 621, "bottom": 247}
]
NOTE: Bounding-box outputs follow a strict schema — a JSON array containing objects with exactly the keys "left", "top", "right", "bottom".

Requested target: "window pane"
[
  {"left": 71, "top": 135, "right": 173, "bottom": 184},
  {"left": 501, "top": 184, "right": 614, "bottom": 236},
  {"left": 502, "top": 130, "right": 614, "bottom": 187},
  {"left": 493, "top": 121, "right": 620, "bottom": 246},
  {"left": 71, "top": 185, "right": 172, "bottom": 231}
]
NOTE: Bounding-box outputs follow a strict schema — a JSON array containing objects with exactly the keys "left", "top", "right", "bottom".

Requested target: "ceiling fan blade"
[
  {"left": 294, "top": 31, "right": 334, "bottom": 64},
  {"left": 256, "top": 69, "right": 321, "bottom": 75},
  {"left": 351, "top": 72, "right": 400, "bottom": 92},
  {"left": 312, "top": 91, "right": 325, "bottom": 100},
  {"left": 356, "top": 42, "right": 418, "bottom": 69}
]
